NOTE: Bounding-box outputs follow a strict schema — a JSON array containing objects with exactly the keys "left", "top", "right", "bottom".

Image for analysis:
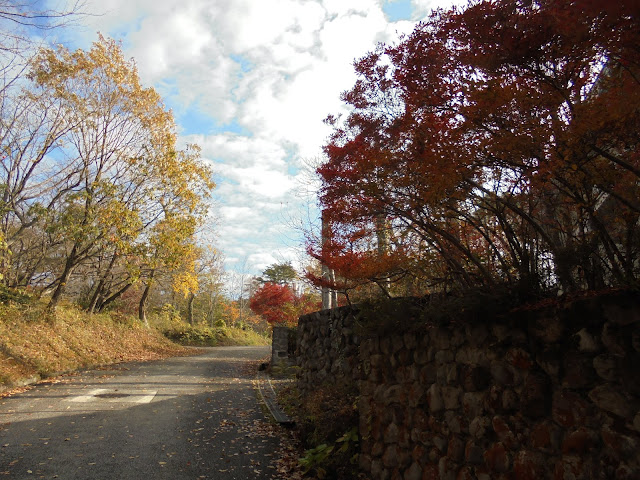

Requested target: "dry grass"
[
  {"left": 149, "top": 312, "right": 270, "bottom": 347},
  {"left": 0, "top": 300, "right": 191, "bottom": 389}
]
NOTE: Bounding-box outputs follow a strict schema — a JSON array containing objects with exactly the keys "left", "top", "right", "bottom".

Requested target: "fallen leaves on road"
[
  {"left": 177, "top": 356, "right": 308, "bottom": 479},
  {"left": 0, "top": 385, "right": 32, "bottom": 399}
]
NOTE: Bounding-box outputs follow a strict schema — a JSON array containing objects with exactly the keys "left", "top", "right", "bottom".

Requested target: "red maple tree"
[
  {"left": 311, "top": 0, "right": 640, "bottom": 298},
  {"left": 249, "top": 283, "right": 320, "bottom": 326}
]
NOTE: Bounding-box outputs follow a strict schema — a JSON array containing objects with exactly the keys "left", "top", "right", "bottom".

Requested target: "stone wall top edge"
[
  {"left": 297, "top": 289, "right": 640, "bottom": 332},
  {"left": 298, "top": 304, "right": 361, "bottom": 323}
]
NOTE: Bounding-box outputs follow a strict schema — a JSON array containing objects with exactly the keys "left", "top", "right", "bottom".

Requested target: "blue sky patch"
[
  {"left": 230, "top": 54, "right": 253, "bottom": 73},
  {"left": 177, "top": 108, "right": 216, "bottom": 135},
  {"left": 383, "top": 0, "right": 413, "bottom": 22},
  {"left": 178, "top": 108, "right": 249, "bottom": 136}
]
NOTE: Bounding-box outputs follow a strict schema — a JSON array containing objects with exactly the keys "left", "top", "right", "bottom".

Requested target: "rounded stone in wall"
[
  {"left": 431, "top": 327, "right": 451, "bottom": 350},
  {"left": 513, "top": 450, "right": 548, "bottom": 480},
  {"left": 601, "top": 424, "right": 638, "bottom": 460},
  {"left": 404, "top": 462, "right": 422, "bottom": 480},
  {"left": 634, "top": 412, "right": 640, "bottom": 433},
  {"left": 391, "top": 335, "right": 404, "bottom": 354},
  {"left": 561, "top": 427, "right": 599, "bottom": 455},
  {"left": 602, "top": 322, "right": 627, "bottom": 355},
  {"left": 466, "top": 323, "right": 489, "bottom": 347},
  {"left": 483, "top": 442, "right": 510, "bottom": 473},
  {"left": 435, "top": 349, "right": 454, "bottom": 365},
  {"left": 446, "top": 435, "right": 464, "bottom": 462},
  {"left": 383, "top": 422, "right": 399, "bottom": 444},
  {"left": 530, "top": 314, "right": 564, "bottom": 343},
  {"left": 616, "top": 464, "right": 638, "bottom": 480},
  {"left": 620, "top": 353, "right": 640, "bottom": 396},
  {"left": 562, "top": 351, "right": 596, "bottom": 388},
  {"left": 389, "top": 445, "right": 410, "bottom": 469},
  {"left": 413, "top": 349, "right": 430, "bottom": 365},
  {"left": 469, "top": 416, "right": 491, "bottom": 439},
  {"left": 520, "top": 372, "right": 551, "bottom": 418},
  {"left": 552, "top": 389, "right": 591, "bottom": 428},
  {"left": 403, "top": 332, "right": 418, "bottom": 350},
  {"left": 462, "top": 391, "right": 485, "bottom": 418},
  {"left": 506, "top": 347, "right": 534, "bottom": 369},
  {"left": 535, "top": 346, "right": 562, "bottom": 380},
  {"left": 588, "top": 385, "right": 634, "bottom": 419},
  {"left": 441, "top": 386, "right": 462, "bottom": 410},
  {"left": 490, "top": 361, "right": 515, "bottom": 386},
  {"left": 530, "top": 420, "right": 561, "bottom": 451},
  {"left": 427, "top": 384, "right": 444, "bottom": 413},
  {"left": 461, "top": 365, "right": 491, "bottom": 392},
  {"left": 464, "top": 440, "right": 484, "bottom": 465},
  {"left": 593, "top": 354, "right": 618, "bottom": 381},
  {"left": 572, "top": 328, "right": 602, "bottom": 353},
  {"left": 603, "top": 298, "right": 640, "bottom": 326},
  {"left": 632, "top": 327, "right": 640, "bottom": 353},
  {"left": 455, "top": 345, "right": 488, "bottom": 365},
  {"left": 502, "top": 388, "right": 518, "bottom": 411},
  {"left": 438, "top": 456, "right": 458, "bottom": 480}
]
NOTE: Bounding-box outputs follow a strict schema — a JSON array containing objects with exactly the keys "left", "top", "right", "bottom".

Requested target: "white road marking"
[
  {"left": 135, "top": 392, "right": 156, "bottom": 404},
  {"left": 68, "top": 389, "right": 157, "bottom": 404},
  {"left": 69, "top": 388, "right": 108, "bottom": 402}
]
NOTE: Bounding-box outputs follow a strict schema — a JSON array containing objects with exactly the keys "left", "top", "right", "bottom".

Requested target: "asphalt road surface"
[{"left": 0, "top": 346, "right": 283, "bottom": 479}]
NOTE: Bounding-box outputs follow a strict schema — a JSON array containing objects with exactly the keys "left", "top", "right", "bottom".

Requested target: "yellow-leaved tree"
[{"left": 1, "top": 35, "right": 214, "bottom": 313}]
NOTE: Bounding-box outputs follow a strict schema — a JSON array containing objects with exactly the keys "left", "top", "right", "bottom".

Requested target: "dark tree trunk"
[
  {"left": 97, "top": 281, "right": 133, "bottom": 312},
  {"left": 88, "top": 251, "right": 118, "bottom": 313},
  {"left": 47, "top": 245, "right": 78, "bottom": 312},
  {"left": 187, "top": 293, "right": 195, "bottom": 325},
  {"left": 138, "top": 269, "right": 155, "bottom": 327}
]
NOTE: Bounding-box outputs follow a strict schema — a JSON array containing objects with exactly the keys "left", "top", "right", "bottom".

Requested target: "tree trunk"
[
  {"left": 97, "top": 281, "right": 133, "bottom": 312},
  {"left": 0, "top": 228, "right": 8, "bottom": 287},
  {"left": 187, "top": 293, "right": 195, "bottom": 325},
  {"left": 138, "top": 269, "right": 155, "bottom": 327},
  {"left": 47, "top": 245, "right": 78, "bottom": 312},
  {"left": 375, "top": 214, "right": 392, "bottom": 294},
  {"left": 321, "top": 209, "right": 337, "bottom": 309},
  {"left": 88, "top": 251, "right": 118, "bottom": 313}
]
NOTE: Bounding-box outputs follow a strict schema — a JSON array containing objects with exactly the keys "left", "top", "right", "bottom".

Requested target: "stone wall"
[
  {"left": 296, "top": 305, "right": 361, "bottom": 393},
  {"left": 271, "top": 326, "right": 296, "bottom": 369},
  {"left": 296, "top": 291, "right": 640, "bottom": 479}
]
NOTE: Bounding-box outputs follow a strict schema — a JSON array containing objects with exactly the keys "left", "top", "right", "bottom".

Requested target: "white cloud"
[
  {"left": 74, "top": 0, "right": 455, "bottom": 276},
  {"left": 218, "top": 206, "right": 260, "bottom": 223},
  {"left": 247, "top": 252, "right": 280, "bottom": 273},
  {"left": 220, "top": 164, "right": 295, "bottom": 199},
  {"left": 193, "top": 134, "right": 288, "bottom": 169}
]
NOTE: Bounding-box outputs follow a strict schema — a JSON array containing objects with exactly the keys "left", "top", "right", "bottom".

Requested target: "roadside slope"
[{"left": 0, "top": 302, "right": 190, "bottom": 392}]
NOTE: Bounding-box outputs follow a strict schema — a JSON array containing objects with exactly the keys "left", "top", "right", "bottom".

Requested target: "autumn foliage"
[
  {"left": 311, "top": 0, "right": 640, "bottom": 299},
  {"left": 249, "top": 282, "right": 319, "bottom": 326},
  {"left": 0, "top": 36, "right": 213, "bottom": 315}
]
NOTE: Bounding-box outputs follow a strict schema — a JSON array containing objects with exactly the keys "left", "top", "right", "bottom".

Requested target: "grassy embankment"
[{"left": 0, "top": 299, "right": 269, "bottom": 392}]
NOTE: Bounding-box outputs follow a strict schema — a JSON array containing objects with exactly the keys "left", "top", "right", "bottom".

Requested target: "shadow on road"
[{"left": 0, "top": 346, "right": 285, "bottom": 480}]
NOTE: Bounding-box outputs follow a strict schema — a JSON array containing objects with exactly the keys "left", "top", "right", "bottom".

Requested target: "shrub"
[{"left": 279, "top": 382, "right": 360, "bottom": 479}]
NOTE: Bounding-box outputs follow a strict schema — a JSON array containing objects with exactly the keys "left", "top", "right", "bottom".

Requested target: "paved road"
[{"left": 0, "top": 346, "right": 282, "bottom": 479}]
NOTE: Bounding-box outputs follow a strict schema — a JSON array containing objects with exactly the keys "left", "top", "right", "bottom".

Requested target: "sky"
[{"left": 58, "top": 0, "right": 462, "bottom": 278}]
